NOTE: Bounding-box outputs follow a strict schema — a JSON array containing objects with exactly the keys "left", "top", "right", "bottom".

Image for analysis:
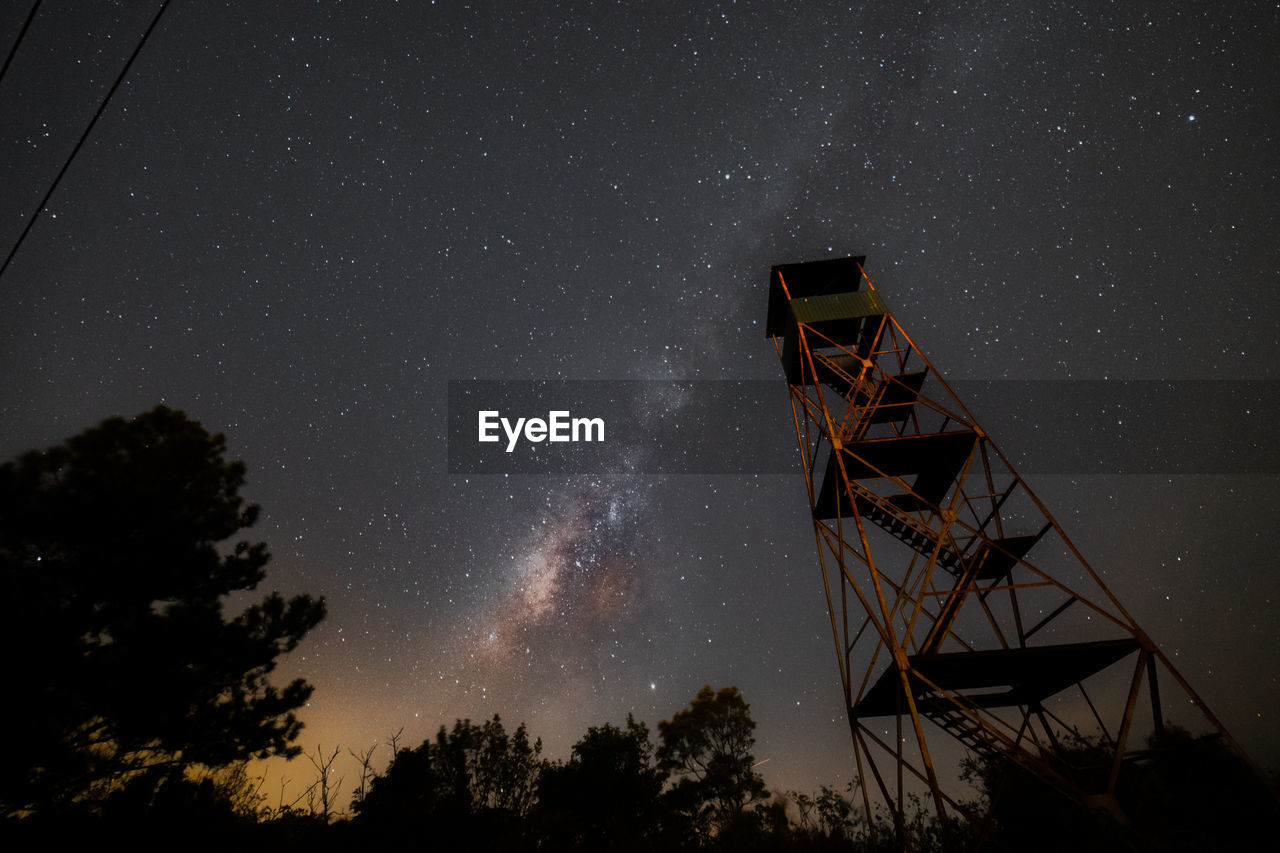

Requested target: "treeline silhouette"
[
  {"left": 3, "top": 408, "right": 1276, "bottom": 851},
  {"left": 5, "top": 681, "right": 947, "bottom": 850},
  {"left": 9, "top": 699, "right": 1275, "bottom": 852}
]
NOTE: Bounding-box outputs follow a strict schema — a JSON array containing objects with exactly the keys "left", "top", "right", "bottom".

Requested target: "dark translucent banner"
[{"left": 446, "top": 380, "right": 1278, "bottom": 475}]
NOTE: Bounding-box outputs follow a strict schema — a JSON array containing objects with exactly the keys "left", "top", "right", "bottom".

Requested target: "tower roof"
[{"left": 765, "top": 255, "right": 867, "bottom": 338}]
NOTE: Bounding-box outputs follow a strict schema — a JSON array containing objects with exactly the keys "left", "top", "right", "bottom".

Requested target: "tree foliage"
[
  {"left": 658, "top": 685, "right": 768, "bottom": 838},
  {"left": 788, "top": 783, "right": 862, "bottom": 845},
  {"left": 962, "top": 726, "right": 1280, "bottom": 852},
  {"left": 355, "top": 714, "right": 542, "bottom": 845},
  {"left": 0, "top": 406, "right": 325, "bottom": 816},
  {"left": 537, "top": 714, "right": 669, "bottom": 850}
]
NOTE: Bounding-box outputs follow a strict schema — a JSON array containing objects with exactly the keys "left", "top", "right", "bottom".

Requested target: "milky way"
[{"left": 469, "top": 479, "right": 647, "bottom": 663}]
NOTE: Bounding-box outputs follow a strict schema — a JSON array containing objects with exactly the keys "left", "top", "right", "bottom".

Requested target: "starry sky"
[{"left": 2, "top": 1, "right": 1276, "bottom": 799}]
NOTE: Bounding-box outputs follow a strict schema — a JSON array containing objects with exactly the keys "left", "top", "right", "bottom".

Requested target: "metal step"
[{"left": 858, "top": 497, "right": 965, "bottom": 573}]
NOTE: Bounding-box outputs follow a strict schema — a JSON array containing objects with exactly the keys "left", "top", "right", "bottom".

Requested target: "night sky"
[{"left": 2, "top": 1, "right": 1276, "bottom": 799}]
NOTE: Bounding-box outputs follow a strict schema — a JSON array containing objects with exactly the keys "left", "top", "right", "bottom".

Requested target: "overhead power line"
[
  {"left": 0, "top": 0, "right": 43, "bottom": 89},
  {"left": 0, "top": 0, "right": 173, "bottom": 283}
]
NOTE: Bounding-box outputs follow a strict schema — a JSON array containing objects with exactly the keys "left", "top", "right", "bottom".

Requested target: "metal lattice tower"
[{"left": 766, "top": 256, "right": 1239, "bottom": 837}]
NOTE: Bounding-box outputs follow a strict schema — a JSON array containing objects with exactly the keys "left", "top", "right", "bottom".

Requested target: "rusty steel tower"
[{"left": 767, "top": 256, "right": 1239, "bottom": 837}]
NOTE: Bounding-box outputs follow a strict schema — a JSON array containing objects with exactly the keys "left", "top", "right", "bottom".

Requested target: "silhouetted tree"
[
  {"left": 537, "top": 714, "right": 670, "bottom": 850},
  {"left": 959, "top": 735, "right": 1126, "bottom": 852},
  {"left": 302, "top": 745, "right": 343, "bottom": 822},
  {"left": 809, "top": 783, "right": 861, "bottom": 845},
  {"left": 348, "top": 743, "right": 378, "bottom": 811},
  {"left": 433, "top": 714, "right": 542, "bottom": 816},
  {"left": 355, "top": 714, "right": 542, "bottom": 848},
  {"left": 658, "top": 685, "right": 768, "bottom": 839},
  {"left": 961, "top": 726, "right": 1279, "bottom": 852},
  {"left": 1118, "top": 726, "right": 1280, "bottom": 852},
  {"left": 0, "top": 407, "right": 325, "bottom": 818},
  {"left": 351, "top": 737, "right": 437, "bottom": 833}
]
